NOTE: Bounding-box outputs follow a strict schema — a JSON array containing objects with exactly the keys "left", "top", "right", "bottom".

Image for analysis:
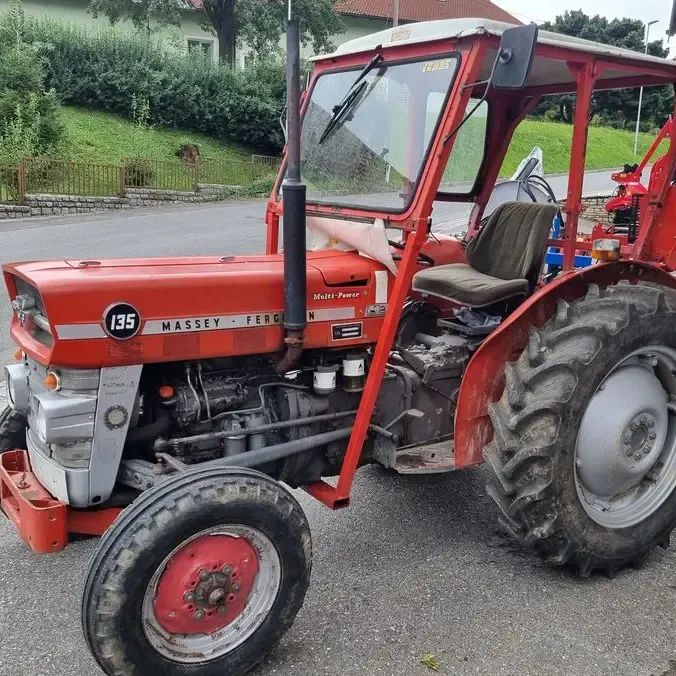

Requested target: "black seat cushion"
[
  {"left": 413, "top": 264, "right": 529, "bottom": 306},
  {"left": 413, "top": 201, "right": 558, "bottom": 307}
]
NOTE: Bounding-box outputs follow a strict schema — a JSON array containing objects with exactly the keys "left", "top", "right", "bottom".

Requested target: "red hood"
[{"left": 3, "top": 251, "right": 391, "bottom": 367}]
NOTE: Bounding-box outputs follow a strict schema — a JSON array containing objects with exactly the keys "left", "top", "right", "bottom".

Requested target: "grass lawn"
[
  {"left": 56, "top": 107, "right": 254, "bottom": 164},
  {"left": 503, "top": 119, "right": 662, "bottom": 176},
  {"left": 55, "top": 106, "right": 663, "bottom": 179}
]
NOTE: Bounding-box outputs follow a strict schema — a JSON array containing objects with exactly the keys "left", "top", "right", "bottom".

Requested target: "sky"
[{"left": 493, "top": 0, "right": 674, "bottom": 49}]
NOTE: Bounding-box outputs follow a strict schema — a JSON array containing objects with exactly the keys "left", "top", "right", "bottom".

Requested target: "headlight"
[
  {"left": 34, "top": 400, "right": 47, "bottom": 440},
  {"left": 32, "top": 392, "right": 96, "bottom": 444},
  {"left": 4, "top": 364, "right": 30, "bottom": 414}
]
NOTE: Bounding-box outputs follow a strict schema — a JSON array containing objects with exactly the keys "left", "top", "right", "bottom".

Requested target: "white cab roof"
[{"left": 313, "top": 18, "right": 676, "bottom": 89}]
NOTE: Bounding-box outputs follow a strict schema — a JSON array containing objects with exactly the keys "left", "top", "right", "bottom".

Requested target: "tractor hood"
[{"left": 3, "top": 251, "right": 391, "bottom": 368}]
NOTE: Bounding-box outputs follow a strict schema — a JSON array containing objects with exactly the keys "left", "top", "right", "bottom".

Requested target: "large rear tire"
[
  {"left": 0, "top": 406, "right": 26, "bottom": 453},
  {"left": 82, "top": 466, "right": 311, "bottom": 676},
  {"left": 484, "top": 281, "right": 676, "bottom": 576}
]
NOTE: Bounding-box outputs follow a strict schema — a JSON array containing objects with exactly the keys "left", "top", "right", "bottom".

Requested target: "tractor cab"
[{"left": 265, "top": 18, "right": 676, "bottom": 285}]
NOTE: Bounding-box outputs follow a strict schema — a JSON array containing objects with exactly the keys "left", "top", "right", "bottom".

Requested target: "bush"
[
  {"left": 0, "top": 4, "right": 61, "bottom": 163},
  {"left": 21, "top": 19, "right": 287, "bottom": 153},
  {"left": 123, "top": 158, "right": 156, "bottom": 187}
]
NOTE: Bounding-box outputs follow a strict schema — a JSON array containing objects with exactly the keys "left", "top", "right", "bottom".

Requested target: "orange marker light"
[
  {"left": 591, "top": 238, "right": 621, "bottom": 262},
  {"left": 159, "top": 385, "right": 175, "bottom": 400},
  {"left": 44, "top": 372, "right": 61, "bottom": 391},
  {"left": 14, "top": 349, "right": 23, "bottom": 361}
]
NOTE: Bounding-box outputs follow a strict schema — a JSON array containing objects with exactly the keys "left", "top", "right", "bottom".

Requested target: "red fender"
[{"left": 454, "top": 261, "right": 676, "bottom": 469}]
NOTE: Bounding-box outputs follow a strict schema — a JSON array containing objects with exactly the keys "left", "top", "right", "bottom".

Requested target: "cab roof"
[{"left": 314, "top": 18, "right": 676, "bottom": 93}]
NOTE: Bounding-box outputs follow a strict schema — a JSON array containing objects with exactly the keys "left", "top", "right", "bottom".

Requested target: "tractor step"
[
  {"left": 0, "top": 449, "right": 122, "bottom": 554},
  {"left": 393, "top": 440, "right": 456, "bottom": 474}
]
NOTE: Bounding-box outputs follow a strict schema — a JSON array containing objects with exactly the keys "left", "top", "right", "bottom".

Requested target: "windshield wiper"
[{"left": 318, "top": 52, "right": 384, "bottom": 145}]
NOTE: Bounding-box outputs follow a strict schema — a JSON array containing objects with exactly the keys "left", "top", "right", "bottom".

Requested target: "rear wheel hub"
[{"left": 576, "top": 347, "right": 676, "bottom": 529}]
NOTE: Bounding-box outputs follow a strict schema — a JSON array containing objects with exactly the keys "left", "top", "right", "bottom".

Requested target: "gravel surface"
[{"left": 2, "top": 174, "right": 675, "bottom": 676}]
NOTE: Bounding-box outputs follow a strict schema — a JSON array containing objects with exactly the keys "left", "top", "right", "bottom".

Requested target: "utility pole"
[
  {"left": 634, "top": 19, "right": 659, "bottom": 155},
  {"left": 393, "top": 0, "right": 399, "bottom": 27}
]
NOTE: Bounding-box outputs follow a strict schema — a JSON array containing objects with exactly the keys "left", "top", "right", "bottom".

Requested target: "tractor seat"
[{"left": 413, "top": 201, "right": 558, "bottom": 307}]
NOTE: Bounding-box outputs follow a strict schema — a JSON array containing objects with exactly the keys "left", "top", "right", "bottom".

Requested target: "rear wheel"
[
  {"left": 0, "top": 406, "right": 26, "bottom": 453},
  {"left": 82, "top": 466, "right": 311, "bottom": 675},
  {"left": 484, "top": 281, "right": 676, "bottom": 576}
]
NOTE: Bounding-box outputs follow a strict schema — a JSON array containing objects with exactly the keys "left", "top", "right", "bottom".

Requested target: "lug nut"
[
  {"left": 640, "top": 416, "right": 648, "bottom": 425},
  {"left": 644, "top": 446, "right": 652, "bottom": 455},
  {"left": 631, "top": 422, "right": 639, "bottom": 431},
  {"left": 623, "top": 435, "right": 632, "bottom": 445},
  {"left": 199, "top": 569, "right": 210, "bottom": 581},
  {"left": 184, "top": 592, "right": 195, "bottom": 603},
  {"left": 649, "top": 420, "right": 655, "bottom": 428},
  {"left": 218, "top": 605, "right": 228, "bottom": 616},
  {"left": 650, "top": 432, "right": 657, "bottom": 440},
  {"left": 194, "top": 609, "right": 205, "bottom": 621},
  {"left": 222, "top": 564, "right": 233, "bottom": 575}
]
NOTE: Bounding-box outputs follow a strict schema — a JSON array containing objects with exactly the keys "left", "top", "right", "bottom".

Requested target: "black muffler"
[{"left": 277, "top": 11, "right": 307, "bottom": 374}]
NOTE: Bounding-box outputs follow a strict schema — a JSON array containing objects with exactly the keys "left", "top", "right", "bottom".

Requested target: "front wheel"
[
  {"left": 82, "top": 466, "right": 312, "bottom": 675},
  {"left": 485, "top": 281, "right": 676, "bottom": 576},
  {"left": 0, "top": 406, "right": 27, "bottom": 452}
]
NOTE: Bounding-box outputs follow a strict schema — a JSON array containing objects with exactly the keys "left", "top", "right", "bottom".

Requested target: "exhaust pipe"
[{"left": 277, "top": 8, "right": 307, "bottom": 374}]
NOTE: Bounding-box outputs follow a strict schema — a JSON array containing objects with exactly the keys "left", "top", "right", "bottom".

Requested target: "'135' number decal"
[
  {"left": 103, "top": 303, "right": 141, "bottom": 340},
  {"left": 109, "top": 313, "right": 136, "bottom": 331}
]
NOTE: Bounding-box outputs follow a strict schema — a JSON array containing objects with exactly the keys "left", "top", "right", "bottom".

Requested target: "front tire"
[
  {"left": 0, "top": 406, "right": 26, "bottom": 453},
  {"left": 82, "top": 466, "right": 312, "bottom": 675},
  {"left": 484, "top": 281, "right": 676, "bottom": 576}
]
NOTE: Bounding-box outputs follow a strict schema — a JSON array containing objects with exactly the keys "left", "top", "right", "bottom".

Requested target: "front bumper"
[{"left": 0, "top": 449, "right": 121, "bottom": 554}]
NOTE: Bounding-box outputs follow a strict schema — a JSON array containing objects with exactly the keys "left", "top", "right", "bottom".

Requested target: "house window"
[{"left": 187, "top": 38, "right": 215, "bottom": 59}]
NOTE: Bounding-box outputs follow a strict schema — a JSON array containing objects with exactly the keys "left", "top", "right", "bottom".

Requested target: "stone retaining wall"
[
  {"left": 0, "top": 184, "right": 247, "bottom": 220},
  {"left": 0, "top": 187, "right": 614, "bottom": 222}
]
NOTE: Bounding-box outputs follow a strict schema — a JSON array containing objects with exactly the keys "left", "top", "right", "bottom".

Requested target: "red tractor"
[{"left": 3, "top": 15, "right": 676, "bottom": 676}]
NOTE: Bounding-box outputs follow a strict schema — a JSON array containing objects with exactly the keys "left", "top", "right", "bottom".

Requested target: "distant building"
[{"left": 0, "top": 0, "right": 520, "bottom": 67}]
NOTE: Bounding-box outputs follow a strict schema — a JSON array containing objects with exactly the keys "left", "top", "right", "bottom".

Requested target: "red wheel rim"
[{"left": 153, "top": 534, "right": 260, "bottom": 635}]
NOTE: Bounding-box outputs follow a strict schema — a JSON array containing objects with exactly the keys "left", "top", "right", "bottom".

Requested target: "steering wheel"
[{"left": 388, "top": 239, "right": 435, "bottom": 266}]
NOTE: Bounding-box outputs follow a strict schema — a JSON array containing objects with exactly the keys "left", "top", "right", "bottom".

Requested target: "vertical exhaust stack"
[{"left": 277, "top": 5, "right": 307, "bottom": 373}]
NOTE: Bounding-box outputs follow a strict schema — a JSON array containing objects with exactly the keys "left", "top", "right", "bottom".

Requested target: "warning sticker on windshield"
[{"left": 422, "top": 59, "right": 453, "bottom": 73}]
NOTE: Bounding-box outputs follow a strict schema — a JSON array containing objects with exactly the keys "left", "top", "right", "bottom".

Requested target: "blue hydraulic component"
[{"left": 544, "top": 209, "right": 592, "bottom": 272}]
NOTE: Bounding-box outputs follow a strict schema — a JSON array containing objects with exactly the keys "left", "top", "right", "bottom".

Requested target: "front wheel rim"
[
  {"left": 142, "top": 524, "right": 281, "bottom": 664},
  {"left": 575, "top": 345, "right": 676, "bottom": 529}
]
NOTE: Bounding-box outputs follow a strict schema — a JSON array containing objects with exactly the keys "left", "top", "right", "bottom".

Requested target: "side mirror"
[{"left": 492, "top": 24, "right": 538, "bottom": 90}]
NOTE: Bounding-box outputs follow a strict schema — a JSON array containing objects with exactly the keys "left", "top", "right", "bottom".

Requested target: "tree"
[
  {"left": 88, "top": 0, "right": 183, "bottom": 37},
  {"left": 536, "top": 11, "right": 672, "bottom": 130},
  {"left": 198, "top": 0, "right": 343, "bottom": 67}
]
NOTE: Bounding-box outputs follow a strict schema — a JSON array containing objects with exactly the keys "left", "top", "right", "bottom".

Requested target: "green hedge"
[{"left": 22, "top": 19, "right": 287, "bottom": 153}]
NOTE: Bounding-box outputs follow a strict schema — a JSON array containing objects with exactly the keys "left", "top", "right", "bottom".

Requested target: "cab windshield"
[{"left": 282, "top": 55, "right": 460, "bottom": 212}]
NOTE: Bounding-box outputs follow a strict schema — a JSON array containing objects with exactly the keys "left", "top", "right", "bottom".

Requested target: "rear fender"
[{"left": 454, "top": 261, "right": 676, "bottom": 469}]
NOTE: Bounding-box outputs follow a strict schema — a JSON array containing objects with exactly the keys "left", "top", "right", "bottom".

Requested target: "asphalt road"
[{"left": 2, "top": 171, "right": 675, "bottom": 676}]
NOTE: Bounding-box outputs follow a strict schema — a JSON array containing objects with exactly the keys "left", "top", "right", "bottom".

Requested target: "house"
[
  {"left": 333, "top": 0, "right": 520, "bottom": 45},
  {"left": 0, "top": 0, "right": 520, "bottom": 67}
]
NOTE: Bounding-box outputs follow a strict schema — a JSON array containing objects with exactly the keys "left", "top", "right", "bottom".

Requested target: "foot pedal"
[{"left": 393, "top": 440, "right": 456, "bottom": 474}]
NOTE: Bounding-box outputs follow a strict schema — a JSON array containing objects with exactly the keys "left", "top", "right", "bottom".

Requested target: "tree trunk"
[{"left": 217, "top": 0, "right": 237, "bottom": 68}]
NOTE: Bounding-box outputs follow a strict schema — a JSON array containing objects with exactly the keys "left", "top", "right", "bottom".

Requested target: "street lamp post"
[{"left": 634, "top": 19, "right": 659, "bottom": 155}]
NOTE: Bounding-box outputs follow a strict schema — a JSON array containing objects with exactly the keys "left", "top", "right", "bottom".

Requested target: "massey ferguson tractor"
[{"left": 3, "top": 13, "right": 676, "bottom": 676}]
